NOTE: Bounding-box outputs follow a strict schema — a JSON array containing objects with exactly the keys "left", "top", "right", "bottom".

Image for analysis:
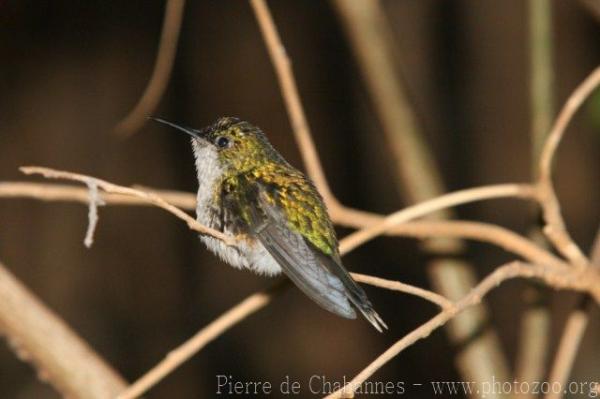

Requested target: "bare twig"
[
  {"left": 19, "top": 166, "right": 233, "bottom": 244},
  {"left": 325, "top": 261, "right": 600, "bottom": 399},
  {"left": 339, "top": 184, "right": 536, "bottom": 254},
  {"left": 249, "top": 0, "right": 336, "bottom": 207},
  {"left": 352, "top": 273, "right": 453, "bottom": 309},
  {"left": 545, "top": 227, "right": 600, "bottom": 399},
  {"left": 537, "top": 66, "right": 600, "bottom": 267},
  {"left": 0, "top": 260, "right": 128, "bottom": 398},
  {"left": 83, "top": 181, "right": 105, "bottom": 248},
  {"left": 114, "top": 0, "right": 186, "bottom": 136},
  {"left": 0, "top": 182, "right": 197, "bottom": 209}
]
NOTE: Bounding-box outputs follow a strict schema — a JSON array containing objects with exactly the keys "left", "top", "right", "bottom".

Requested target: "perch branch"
[
  {"left": 19, "top": 166, "right": 233, "bottom": 244},
  {"left": 0, "top": 182, "right": 197, "bottom": 209},
  {"left": 114, "top": 0, "right": 186, "bottom": 136},
  {"left": 537, "top": 66, "right": 600, "bottom": 267},
  {"left": 1, "top": 182, "right": 565, "bottom": 268},
  {"left": 0, "top": 180, "right": 569, "bottom": 273},
  {"left": 0, "top": 260, "right": 128, "bottom": 398}
]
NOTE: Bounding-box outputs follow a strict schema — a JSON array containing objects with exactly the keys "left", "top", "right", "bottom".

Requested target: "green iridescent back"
[{"left": 204, "top": 118, "right": 338, "bottom": 257}]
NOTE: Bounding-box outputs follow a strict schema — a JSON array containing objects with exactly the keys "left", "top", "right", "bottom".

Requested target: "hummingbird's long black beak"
[{"left": 148, "top": 117, "right": 201, "bottom": 139}]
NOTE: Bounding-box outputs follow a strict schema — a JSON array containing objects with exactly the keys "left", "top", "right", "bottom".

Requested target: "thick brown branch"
[{"left": 0, "top": 260, "right": 128, "bottom": 398}]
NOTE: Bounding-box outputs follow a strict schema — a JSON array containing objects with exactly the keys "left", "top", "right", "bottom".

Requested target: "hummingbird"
[{"left": 152, "top": 116, "right": 387, "bottom": 332}]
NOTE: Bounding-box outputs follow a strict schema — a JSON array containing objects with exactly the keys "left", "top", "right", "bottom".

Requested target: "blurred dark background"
[{"left": 0, "top": 1, "right": 599, "bottom": 398}]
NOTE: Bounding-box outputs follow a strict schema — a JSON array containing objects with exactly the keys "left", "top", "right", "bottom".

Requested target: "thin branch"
[
  {"left": 545, "top": 227, "right": 600, "bottom": 399},
  {"left": 324, "top": 261, "right": 600, "bottom": 399},
  {"left": 249, "top": 0, "right": 336, "bottom": 207},
  {"left": 378, "top": 220, "right": 565, "bottom": 269},
  {"left": 0, "top": 182, "right": 197, "bottom": 209},
  {"left": 351, "top": 273, "right": 453, "bottom": 309},
  {"left": 19, "top": 166, "right": 233, "bottom": 244},
  {"left": 116, "top": 280, "right": 288, "bottom": 399},
  {"left": 114, "top": 0, "right": 186, "bottom": 136},
  {"left": 339, "top": 184, "right": 536, "bottom": 255},
  {"left": 537, "top": 66, "right": 600, "bottom": 266},
  {"left": 0, "top": 260, "right": 128, "bottom": 398}
]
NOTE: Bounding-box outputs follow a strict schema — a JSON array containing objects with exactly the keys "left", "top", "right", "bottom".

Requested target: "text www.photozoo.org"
[{"left": 216, "top": 374, "right": 599, "bottom": 397}]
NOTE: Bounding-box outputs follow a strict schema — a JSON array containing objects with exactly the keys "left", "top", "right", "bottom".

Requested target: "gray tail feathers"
[
  {"left": 348, "top": 292, "right": 388, "bottom": 332},
  {"left": 313, "top": 247, "right": 388, "bottom": 332},
  {"left": 326, "top": 258, "right": 388, "bottom": 332}
]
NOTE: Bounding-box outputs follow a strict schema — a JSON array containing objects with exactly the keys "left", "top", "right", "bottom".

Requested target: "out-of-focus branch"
[
  {"left": 545, "top": 227, "right": 600, "bottom": 399},
  {"left": 515, "top": 0, "right": 554, "bottom": 391},
  {"left": 331, "top": 0, "right": 511, "bottom": 390},
  {"left": 330, "top": 0, "right": 444, "bottom": 205},
  {"left": 0, "top": 260, "right": 128, "bottom": 398},
  {"left": 114, "top": 0, "right": 186, "bottom": 136},
  {"left": 325, "top": 261, "right": 600, "bottom": 399},
  {"left": 19, "top": 167, "right": 232, "bottom": 244},
  {"left": 537, "top": 66, "right": 600, "bottom": 267},
  {"left": 529, "top": 0, "right": 555, "bottom": 168},
  {"left": 578, "top": 0, "right": 600, "bottom": 23}
]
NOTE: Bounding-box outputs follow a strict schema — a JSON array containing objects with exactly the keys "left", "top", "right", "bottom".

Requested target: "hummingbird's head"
[{"left": 151, "top": 116, "right": 285, "bottom": 176}]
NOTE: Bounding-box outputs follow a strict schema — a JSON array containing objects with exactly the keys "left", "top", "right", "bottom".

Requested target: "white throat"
[{"left": 191, "top": 139, "right": 222, "bottom": 213}]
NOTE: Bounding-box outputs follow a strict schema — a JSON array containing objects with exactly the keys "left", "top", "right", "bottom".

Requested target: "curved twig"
[
  {"left": 114, "top": 0, "right": 186, "bottom": 136},
  {"left": 249, "top": 0, "right": 336, "bottom": 207},
  {"left": 537, "top": 66, "right": 600, "bottom": 266},
  {"left": 339, "top": 184, "right": 536, "bottom": 255}
]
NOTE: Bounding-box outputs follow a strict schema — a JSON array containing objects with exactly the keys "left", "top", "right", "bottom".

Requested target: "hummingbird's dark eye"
[{"left": 215, "top": 136, "right": 230, "bottom": 149}]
